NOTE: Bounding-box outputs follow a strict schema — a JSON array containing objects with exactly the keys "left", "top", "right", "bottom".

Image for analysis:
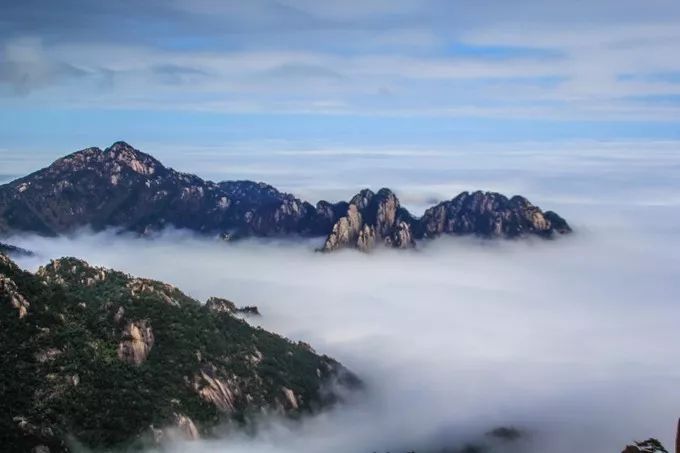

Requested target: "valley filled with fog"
[{"left": 7, "top": 143, "right": 680, "bottom": 452}]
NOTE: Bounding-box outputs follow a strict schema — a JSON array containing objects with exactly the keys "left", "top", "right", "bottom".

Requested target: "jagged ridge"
[{"left": 0, "top": 142, "right": 571, "bottom": 251}]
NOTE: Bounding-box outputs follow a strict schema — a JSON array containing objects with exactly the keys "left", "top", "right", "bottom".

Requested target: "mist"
[
  {"left": 5, "top": 218, "right": 679, "bottom": 452},
  {"left": 4, "top": 142, "right": 680, "bottom": 452}
]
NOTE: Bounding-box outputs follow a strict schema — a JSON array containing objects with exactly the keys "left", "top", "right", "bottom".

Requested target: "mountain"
[
  {"left": 622, "top": 438, "right": 669, "bottom": 453},
  {"left": 0, "top": 241, "right": 33, "bottom": 257},
  {"left": 0, "top": 142, "right": 571, "bottom": 250},
  {"left": 0, "top": 252, "right": 358, "bottom": 452}
]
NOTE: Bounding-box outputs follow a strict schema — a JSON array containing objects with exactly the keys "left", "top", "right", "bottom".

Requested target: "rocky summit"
[
  {"left": 0, "top": 252, "right": 358, "bottom": 452},
  {"left": 0, "top": 142, "right": 571, "bottom": 251}
]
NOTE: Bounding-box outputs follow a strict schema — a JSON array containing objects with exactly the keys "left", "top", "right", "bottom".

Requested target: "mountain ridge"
[
  {"left": 0, "top": 141, "right": 571, "bottom": 251},
  {"left": 0, "top": 251, "right": 358, "bottom": 452}
]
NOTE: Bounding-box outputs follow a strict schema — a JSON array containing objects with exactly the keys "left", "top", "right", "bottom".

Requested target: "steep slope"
[
  {"left": 322, "top": 188, "right": 416, "bottom": 252},
  {"left": 320, "top": 188, "right": 570, "bottom": 251},
  {"left": 0, "top": 253, "right": 358, "bottom": 452},
  {"left": 0, "top": 141, "right": 571, "bottom": 250},
  {"left": 0, "top": 142, "right": 240, "bottom": 236}
]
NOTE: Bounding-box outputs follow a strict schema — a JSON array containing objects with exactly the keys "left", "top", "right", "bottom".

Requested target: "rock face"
[
  {"left": 117, "top": 320, "right": 155, "bottom": 365},
  {"left": 173, "top": 413, "right": 199, "bottom": 441},
  {"left": 0, "top": 141, "right": 571, "bottom": 250},
  {"left": 0, "top": 274, "right": 30, "bottom": 318},
  {"left": 205, "top": 296, "right": 260, "bottom": 316},
  {"left": 322, "top": 188, "right": 416, "bottom": 252},
  {"left": 417, "top": 191, "right": 570, "bottom": 239},
  {"left": 0, "top": 252, "right": 359, "bottom": 452},
  {"left": 192, "top": 364, "right": 236, "bottom": 412}
]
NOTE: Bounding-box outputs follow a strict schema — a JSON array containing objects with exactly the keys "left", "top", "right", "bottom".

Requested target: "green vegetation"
[{"left": 0, "top": 254, "right": 358, "bottom": 452}]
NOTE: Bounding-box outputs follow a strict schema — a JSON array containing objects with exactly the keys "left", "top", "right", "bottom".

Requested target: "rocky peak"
[
  {"left": 45, "top": 142, "right": 163, "bottom": 178},
  {"left": 322, "top": 188, "right": 414, "bottom": 252},
  {"left": 205, "top": 297, "right": 260, "bottom": 316},
  {"left": 418, "top": 190, "right": 571, "bottom": 239},
  {"left": 205, "top": 297, "right": 237, "bottom": 314},
  {"left": 322, "top": 204, "right": 367, "bottom": 252},
  {"left": 104, "top": 141, "right": 162, "bottom": 176},
  {"left": 367, "top": 188, "right": 400, "bottom": 236},
  {"left": 349, "top": 188, "right": 375, "bottom": 210}
]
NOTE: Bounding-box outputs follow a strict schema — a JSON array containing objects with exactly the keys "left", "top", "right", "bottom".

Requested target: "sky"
[
  {"left": 2, "top": 3, "right": 680, "bottom": 450},
  {"left": 2, "top": 0, "right": 680, "bottom": 154}
]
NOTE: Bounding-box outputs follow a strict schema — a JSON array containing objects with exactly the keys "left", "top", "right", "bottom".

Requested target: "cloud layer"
[
  {"left": 8, "top": 228, "right": 679, "bottom": 452},
  {"left": 6, "top": 141, "right": 680, "bottom": 452},
  {"left": 2, "top": 0, "right": 680, "bottom": 121}
]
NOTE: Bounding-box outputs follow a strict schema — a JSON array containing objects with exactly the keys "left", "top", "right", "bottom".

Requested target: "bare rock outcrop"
[
  {"left": 127, "top": 279, "right": 182, "bottom": 307},
  {"left": 150, "top": 413, "right": 200, "bottom": 445},
  {"left": 0, "top": 274, "right": 30, "bottom": 318},
  {"left": 322, "top": 188, "right": 415, "bottom": 252},
  {"left": 281, "top": 387, "right": 299, "bottom": 410},
  {"left": 117, "top": 320, "right": 154, "bottom": 365},
  {"left": 205, "top": 297, "right": 260, "bottom": 316},
  {"left": 205, "top": 297, "right": 237, "bottom": 313},
  {"left": 192, "top": 365, "right": 236, "bottom": 412},
  {"left": 173, "top": 413, "right": 199, "bottom": 441},
  {"left": 322, "top": 205, "right": 365, "bottom": 251}
]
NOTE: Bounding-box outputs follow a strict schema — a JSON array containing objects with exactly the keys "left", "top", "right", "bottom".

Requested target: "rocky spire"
[{"left": 321, "top": 188, "right": 416, "bottom": 252}]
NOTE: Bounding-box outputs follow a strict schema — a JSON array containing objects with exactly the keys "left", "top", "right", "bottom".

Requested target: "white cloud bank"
[
  {"left": 7, "top": 222, "right": 680, "bottom": 452},
  {"left": 4, "top": 140, "right": 680, "bottom": 452}
]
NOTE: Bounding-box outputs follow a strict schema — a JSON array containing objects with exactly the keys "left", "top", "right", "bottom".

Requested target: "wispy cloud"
[{"left": 2, "top": 0, "right": 680, "bottom": 122}]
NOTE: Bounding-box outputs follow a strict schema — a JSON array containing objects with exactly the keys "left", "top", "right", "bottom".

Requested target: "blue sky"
[{"left": 1, "top": 0, "right": 680, "bottom": 152}]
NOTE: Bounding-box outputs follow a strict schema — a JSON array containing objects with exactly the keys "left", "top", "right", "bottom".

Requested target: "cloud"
[
  {"left": 0, "top": 37, "right": 87, "bottom": 94},
  {"left": 1, "top": 1, "right": 680, "bottom": 121},
  {"left": 7, "top": 228, "right": 679, "bottom": 452},
  {"left": 5, "top": 143, "right": 680, "bottom": 452}
]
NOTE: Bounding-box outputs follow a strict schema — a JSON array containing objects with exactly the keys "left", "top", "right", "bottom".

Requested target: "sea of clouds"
[{"left": 5, "top": 142, "right": 680, "bottom": 452}]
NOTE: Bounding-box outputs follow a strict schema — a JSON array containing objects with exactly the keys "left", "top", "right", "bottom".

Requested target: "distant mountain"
[
  {"left": 621, "top": 438, "right": 669, "bottom": 453},
  {"left": 0, "top": 252, "right": 358, "bottom": 452},
  {"left": 0, "top": 241, "right": 33, "bottom": 257},
  {"left": 0, "top": 142, "right": 571, "bottom": 251}
]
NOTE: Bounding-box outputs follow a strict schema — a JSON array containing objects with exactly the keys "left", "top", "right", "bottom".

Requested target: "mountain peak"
[
  {"left": 103, "top": 141, "right": 163, "bottom": 175},
  {"left": 0, "top": 142, "right": 572, "bottom": 245},
  {"left": 107, "top": 140, "right": 134, "bottom": 150}
]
